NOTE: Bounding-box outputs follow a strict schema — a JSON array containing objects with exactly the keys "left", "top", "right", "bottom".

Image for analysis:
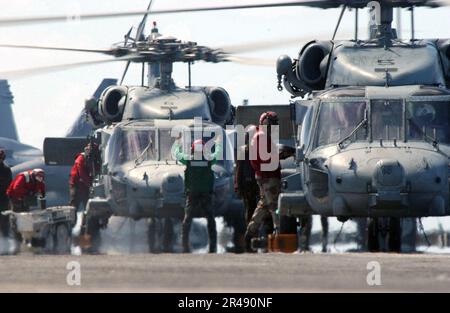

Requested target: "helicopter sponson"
[{"left": 85, "top": 85, "right": 232, "bottom": 127}]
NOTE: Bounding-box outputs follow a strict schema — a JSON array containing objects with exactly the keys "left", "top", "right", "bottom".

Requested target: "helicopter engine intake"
[
  {"left": 98, "top": 85, "right": 128, "bottom": 123},
  {"left": 204, "top": 87, "right": 231, "bottom": 125},
  {"left": 296, "top": 41, "right": 331, "bottom": 88}
]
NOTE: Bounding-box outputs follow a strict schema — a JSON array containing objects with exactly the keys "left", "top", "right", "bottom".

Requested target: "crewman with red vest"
[
  {"left": 7, "top": 168, "right": 45, "bottom": 213},
  {"left": 69, "top": 143, "right": 100, "bottom": 212},
  {"left": 244, "top": 111, "right": 294, "bottom": 252}
]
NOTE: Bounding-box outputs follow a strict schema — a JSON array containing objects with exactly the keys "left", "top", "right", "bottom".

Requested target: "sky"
[{"left": 0, "top": 0, "right": 449, "bottom": 149}]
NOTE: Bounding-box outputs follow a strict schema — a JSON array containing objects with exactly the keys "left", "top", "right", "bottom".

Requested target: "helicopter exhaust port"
[
  {"left": 98, "top": 85, "right": 128, "bottom": 123},
  {"left": 204, "top": 87, "right": 231, "bottom": 125},
  {"left": 297, "top": 41, "right": 331, "bottom": 87}
]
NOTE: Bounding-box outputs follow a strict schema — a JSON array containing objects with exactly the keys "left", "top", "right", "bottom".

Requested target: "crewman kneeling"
[{"left": 7, "top": 168, "right": 45, "bottom": 212}]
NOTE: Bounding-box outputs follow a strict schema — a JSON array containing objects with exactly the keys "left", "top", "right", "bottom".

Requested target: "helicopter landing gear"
[
  {"left": 147, "top": 217, "right": 175, "bottom": 253},
  {"left": 80, "top": 216, "right": 103, "bottom": 254},
  {"left": 367, "top": 217, "right": 402, "bottom": 253}
]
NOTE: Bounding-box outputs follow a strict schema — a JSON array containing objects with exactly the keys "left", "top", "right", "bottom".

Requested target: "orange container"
[{"left": 268, "top": 234, "right": 298, "bottom": 253}]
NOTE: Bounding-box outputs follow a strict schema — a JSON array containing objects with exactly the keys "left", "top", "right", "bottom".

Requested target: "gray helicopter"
[
  {"left": 35, "top": 5, "right": 249, "bottom": 253},
  {"left": 271, "top": 0, "right": 450, "bottom": 252}
]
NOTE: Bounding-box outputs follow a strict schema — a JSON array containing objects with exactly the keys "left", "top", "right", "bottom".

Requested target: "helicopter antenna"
[{"left": 332, "top": 5, "right": 347, "bottom": 40}]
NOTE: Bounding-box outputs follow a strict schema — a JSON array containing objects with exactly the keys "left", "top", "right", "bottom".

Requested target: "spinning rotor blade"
[
  {"left": 0, "top": 43, "right": 115, "bottom": 55},
  {"left": 225, "top": 56, "right": 274, "bottom": 67},
  {"left": 0, "top": 56, "right": 135, "bottom": 80},
  {"left": 0, "top": 1, "right": 334, "bottom": 26},
  {"left": 0, "top": 0, "right": 447, "bottom": 27}
]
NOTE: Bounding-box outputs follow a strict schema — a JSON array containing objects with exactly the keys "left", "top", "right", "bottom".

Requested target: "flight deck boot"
[
  {"left": 207, "top": 215, "right": 217, "bottom": 253},
  {"left": 181, "top": 224, "right": 190, "bottom": 253}
]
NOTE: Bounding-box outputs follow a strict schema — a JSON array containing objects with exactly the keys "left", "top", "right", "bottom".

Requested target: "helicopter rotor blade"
[
  {"left": 0, "top": 1, "right": 337, "bottom": 26},
  {"left": 135, "top": 0, "right": 155, "bottom": 42},
  {"left": 0, "top": 1, "right": 448, "bottom": 27},
  {"left": 225, "top": 55, "right": 274, "bottom": 67},
  {"left": 0, "top": 43, "right": 116, "bottom": 55},
  {"left": 0, "top": 56, "right": 135, "bottom": 80}
]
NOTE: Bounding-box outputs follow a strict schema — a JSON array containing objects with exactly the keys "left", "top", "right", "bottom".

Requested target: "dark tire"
[
  {"left": 280, "top": 216, "right": 297, "bottom": 234},
  {"left": 55, "top": 223, "right": 71, "bottom": 254},
  {"left": 41, "top": 226, "right": 55, "bottom": 254},
  {"left": 86, "top": 217, "right": 102, "bottom": 253}
]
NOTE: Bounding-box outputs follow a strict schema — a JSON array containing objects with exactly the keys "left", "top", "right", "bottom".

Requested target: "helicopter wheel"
[
  {"left": 367, "top": 217, "right": 402, "bottom": 253},
  {"left": 85, "top": 217, "right": 102, "bottom": 254},
  {"left": 54, "top": 223, "right": 71, "bottom": 255}
]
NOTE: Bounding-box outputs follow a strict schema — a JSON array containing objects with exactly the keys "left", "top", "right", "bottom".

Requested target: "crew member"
[
  {"left": 69, "top": 142, "right": 100, "bottom": 214},
  {"left": 244, "top": 111, "right": 294, "bottom": 252},
  {"left": 7, "top": 168, "right": 45, "bottom": 212},
  {"left": 174, "top": 134, "right": 222, "bottom": 253},
  {"left": 0, "top": 149, "right": 12, "bottom": 254},
  {"left": 234, "top": 125, "right": 259, "bottom": 225},
  {"left": 299, "top": 216, "right": 329, "bottom": 252}
]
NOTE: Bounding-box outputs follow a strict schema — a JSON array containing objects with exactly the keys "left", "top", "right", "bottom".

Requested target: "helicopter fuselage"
[
  {"left": 87, "top": 118, "right": 234, "bottom": 221},
  {"left": 280, "top": 85, "right": 450, "bottom": 219}
]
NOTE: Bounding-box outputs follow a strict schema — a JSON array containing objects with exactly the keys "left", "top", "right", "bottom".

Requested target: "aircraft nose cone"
[{"left": 375, "top": 159, "right": 404, "bottom": 186}]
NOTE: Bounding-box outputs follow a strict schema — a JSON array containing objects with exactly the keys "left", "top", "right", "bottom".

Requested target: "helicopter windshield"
[
  {"left": 371, "top": 100, "right": 403, "bottom": 141},
  {"left": 107, "top": 127, "right": 157, "bottom": 167},
  {"left": 315, "top": 101, "right": 367, "bottom": 147},
  {"left": 406, "top": 101, "right": 450, "bottom": 144}
]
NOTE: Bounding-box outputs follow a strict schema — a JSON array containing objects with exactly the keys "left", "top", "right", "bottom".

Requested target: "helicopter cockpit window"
[
  {"left": 159, "top": 129, "right": 178, "bottom": 161},
  {"left": 107, "top": 127, "right": 157, "bottom": 167},
  {"left": 371, "top": 100, "right": 403, "bottom": 141},
  {"left": 315, "top": 101, "right": 367, "bottom": 147},
  {"left": 406, "top": 101, "right": 450, "bottom": 144},
  {"left": 300, "top": 106, "right": 314, "bottom": 149}
]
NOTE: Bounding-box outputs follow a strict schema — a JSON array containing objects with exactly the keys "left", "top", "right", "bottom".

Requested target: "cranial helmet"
[
  {"left": 191, "top": 139, "right": 205, "bottom": 154},
  {"left": 32, "top": 168, "right": 45, "bottom": 182},
  {"left": 259, "top": 111, "right": 279, "bottom": 125}
]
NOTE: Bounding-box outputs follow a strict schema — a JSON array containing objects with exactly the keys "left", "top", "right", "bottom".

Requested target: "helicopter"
[
  {"left": 272, "top": 0, "right": 450, "bottom": 252},
  {"left": 2, "top": 0, "right": 450, "bottom": 253},
  {"left": 0, "top": 1, "right": 317, "bottom": 253},
  {"left": 4, "top": 1, "right": 283, "bottom": 253}
]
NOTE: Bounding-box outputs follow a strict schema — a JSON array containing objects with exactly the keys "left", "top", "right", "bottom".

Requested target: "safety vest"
[{"left": 184, "top": 159, "right": 214, "bottom": 193}]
